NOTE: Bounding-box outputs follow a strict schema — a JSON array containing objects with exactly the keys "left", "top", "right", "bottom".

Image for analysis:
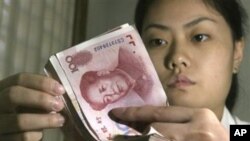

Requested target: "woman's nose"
[{"left": 165, "top": 46, "right": 190, "bottom": 72}]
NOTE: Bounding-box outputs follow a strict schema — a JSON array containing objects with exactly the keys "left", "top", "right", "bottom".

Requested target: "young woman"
[{"left": 111, "top": 0, "right": 249, "bottom": 140}]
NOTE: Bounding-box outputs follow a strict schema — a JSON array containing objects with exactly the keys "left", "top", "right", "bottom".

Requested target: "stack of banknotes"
[{"left": 44, "top": 24, "right": 168, "bottom": 141}]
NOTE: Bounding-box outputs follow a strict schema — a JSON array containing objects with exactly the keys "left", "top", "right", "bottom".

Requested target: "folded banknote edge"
[{"left": 44, "top": 55, "right": 99, "bottom": 141}]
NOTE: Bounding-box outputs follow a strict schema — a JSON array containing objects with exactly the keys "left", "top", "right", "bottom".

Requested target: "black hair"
[{"left": 134, "top": 0, "right": 248, "bottom": 112}]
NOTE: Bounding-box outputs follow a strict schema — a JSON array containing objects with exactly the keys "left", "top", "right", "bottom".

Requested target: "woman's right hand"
[
  {"left": 0, "top": 73, "right": 65, "bottom": 141},
  {"left": 111, "top": 106, "right": 229, "bottom": 141}
]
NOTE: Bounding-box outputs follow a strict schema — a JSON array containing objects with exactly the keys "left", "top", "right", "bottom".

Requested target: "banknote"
[{"left": 44, "top": 24, "right": 167, "bottom": 141}]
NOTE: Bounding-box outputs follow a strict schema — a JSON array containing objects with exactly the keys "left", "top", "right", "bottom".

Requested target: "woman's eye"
[
  {"left": 192, "top": 34, "right": 209, "bottom": 42},
  {"left": 148, "top": 39, "right": 168, "bottom": 47}
]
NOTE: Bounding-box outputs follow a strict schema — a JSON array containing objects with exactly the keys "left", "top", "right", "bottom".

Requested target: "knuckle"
[
  {"left": 37, "top": 93, "right": 55, "bottom": 111},
  {"left": 6, "top": 86, "right": 22, "bottom": 104},
  {"left": 17, "top": 115, "right": 28, "bottom": 129},
  {"left": 47, "top": 114, "right": 58, "bottom": 127},
  {"left": 195, "top": 108, "right": 214, "bottom": 118},
  {"left": 14, "top": 73, "right": 28, "bottom": 85},
  {"left": 153, "top": 107, "right": 165, "bottom": 121},
  {"left": 38, "top": 93, "right": 50, "bottom": 105},
  {"left": 193, "top": 131, "right": 215, "bottom": 141},
  {"left": 198, "top": 123, "right": 212, "bottom": 132},
  {"left": 8, "top": 86, "right": 22, "bottom": 96},
  {"left": 39, "top": 77, "right": 54, "bottom": 91},
  {"left": 39, "top": 78, "right": 49, "bottom": 89},
  {"left": 193, "top": 108, "right": 219, "bottom": 124}
]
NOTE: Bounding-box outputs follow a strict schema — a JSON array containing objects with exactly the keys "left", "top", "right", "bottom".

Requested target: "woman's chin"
[{"left": 168, "top": 97, "right": 202, "bottom": 108}]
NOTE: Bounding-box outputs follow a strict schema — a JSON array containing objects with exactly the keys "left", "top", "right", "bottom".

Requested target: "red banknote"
[{"left": 44, "top": 24, "right": 167, "bottom": 141}]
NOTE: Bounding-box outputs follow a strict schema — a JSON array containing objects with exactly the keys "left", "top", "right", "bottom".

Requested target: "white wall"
[{"left": 86, "top": 0, "right": 250, "bottom": 121}]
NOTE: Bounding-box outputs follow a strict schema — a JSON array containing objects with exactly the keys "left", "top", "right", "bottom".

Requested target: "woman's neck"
[{"left": 212, "top": 105, "right": 225, "bottom": 121}]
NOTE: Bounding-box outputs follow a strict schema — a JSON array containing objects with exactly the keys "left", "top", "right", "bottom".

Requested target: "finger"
[
  {"left": 0, "top": 113, "right": 65, "bottom": 134},
  {"left": 0, "top": 86, "right": 64, "bottom": 112},
  {"left": 0, "top": 73, "right": 65, "bottom": 96},
  {"left": 111, "top": 105, "right": 194, "bottom": 123},
  {"left": 0, "top": 131, "right": 43, "bottom": 141}
]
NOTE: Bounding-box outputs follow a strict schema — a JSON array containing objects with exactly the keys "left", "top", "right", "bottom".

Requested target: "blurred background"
[{"left": 0, "top": 0, "right": 249, "bottom": 121}]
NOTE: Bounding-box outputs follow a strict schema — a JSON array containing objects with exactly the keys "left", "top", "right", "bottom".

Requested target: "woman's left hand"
[{"left": 111, "top": 106, "right": 229, "bottom": 141}]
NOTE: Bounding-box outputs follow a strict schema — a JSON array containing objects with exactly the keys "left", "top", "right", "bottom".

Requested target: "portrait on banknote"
[
  {"left": 79, "top": 47, "right": 153, "bottom": 111},
  {"left": 80, "top": 68, "right": 135, "bottom": 111}
]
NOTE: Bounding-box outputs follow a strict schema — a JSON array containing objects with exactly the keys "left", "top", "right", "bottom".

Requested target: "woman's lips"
[{"left": 168, "top": 75, "right": 196, "bottom": 88}]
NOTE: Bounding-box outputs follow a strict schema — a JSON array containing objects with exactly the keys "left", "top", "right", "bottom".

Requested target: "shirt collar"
[{"left": 221, "top": 107, "right": 236, "bottom": 131}]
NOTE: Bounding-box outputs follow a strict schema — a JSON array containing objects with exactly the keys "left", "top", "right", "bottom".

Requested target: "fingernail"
[
  {"left": 57, "top": 114, "right": 65, "bottom": 127},
  {"left": 53, "top": 82, "right": 65, "bottom": 95},
  {"left": 51, "top": 97, "right": 64, "bottom": 111}
]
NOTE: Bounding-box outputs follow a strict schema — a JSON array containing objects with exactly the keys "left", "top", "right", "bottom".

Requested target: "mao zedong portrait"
[
  {"left": 79, "top": 69, "right": 136, "bottom": 111},
  {"left": 79, "top": 47, "right": 153, "bottom": 110}
]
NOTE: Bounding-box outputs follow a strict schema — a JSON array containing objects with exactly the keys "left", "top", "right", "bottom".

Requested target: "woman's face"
[{"left": 141, "top": 0, "right": 244, "bottom": 112}]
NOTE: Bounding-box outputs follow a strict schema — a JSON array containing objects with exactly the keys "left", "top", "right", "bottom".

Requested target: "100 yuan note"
[{"left": 49, "top": 24, "right": 167, "bottom": 140}]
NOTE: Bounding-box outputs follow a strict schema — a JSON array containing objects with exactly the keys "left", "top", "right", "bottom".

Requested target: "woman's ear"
[{"left": 233, "top": 38, "right": 245, "bottom": 73}]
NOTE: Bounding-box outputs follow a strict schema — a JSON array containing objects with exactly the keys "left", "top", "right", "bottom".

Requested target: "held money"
[{"left": 44, "top": 23, "right": 168, "bottom": 141}]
